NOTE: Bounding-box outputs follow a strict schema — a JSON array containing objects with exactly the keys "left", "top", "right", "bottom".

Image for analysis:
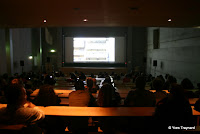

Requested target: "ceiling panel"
[{"left": 0, "top": 0, "right": 200, "bottom": 27}]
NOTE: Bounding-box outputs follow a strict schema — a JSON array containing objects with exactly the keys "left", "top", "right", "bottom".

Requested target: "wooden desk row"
[
  {"left": 38, "top": 106, "right": 156, "bottom": 117},
  {"left": 30, "top": 89, "right": 199, "bottom": 105},
  {"left": 1, "top": 104, "right": 200, "bottom": 126},
  {"left": 30, "top": 89, "right": 169, "bottom": 99},
  {"left": 0, "top": 104, "right": 154, "bottom": 116},
  {"left": 35, "top": 98, "right": 198, "bottom": 106},
  {"left": 1, "top": 104, "right": 200, "bottom": 117}
]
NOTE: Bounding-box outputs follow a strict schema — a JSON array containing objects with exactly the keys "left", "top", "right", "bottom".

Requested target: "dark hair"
[
  {"left": 79, "top": 72, "right": 86, "bottom": 80},
  {"left": 135, "top": 76, "right": 146, "bottom": 89},
  {"left": 168, "top": 75, "right": 177, "bottom": 83},
  {"left": 70, "top": 73, "right": 77, "bottom": 80},
  {"left": 170, "top": 84, "right": 185, "bottom": 98},
  {"left": 34, "top": 84, "right": 59, "bottom": 106},
  {"left": 152, "top": 78, "right": 164, "bottom": 91},
  {"left": 181, "top": 78, "right": 194, "bottom": 89},
  {"left": 87, "top": 78, "right": 93, "bottom": 89},
  {"left": 5, "top": 84, "right": 25, "bottom": 105},
  {"left": 103, "top": 77, "right": 112, "bottom": 85},
  {"left": 97, "top": 84, "right": 115, "bottom": 107},
  {"left": 74, "top": 80, "right": 84, "bottom": 90}
]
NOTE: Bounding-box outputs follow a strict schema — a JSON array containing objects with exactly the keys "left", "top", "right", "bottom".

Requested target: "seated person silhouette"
[
  {"left": 0, "top": 84, "right": 45, "bottom": 133},
  {"left": 123, "top": 76, "right": 156, "bottom": 133},
  {"left": 68, "top": 80, "right": 95, "bottom": 133},
  {"left": 33, "top": 85, "right": 65, "bottom": 134},
  {"left": 152, "top": 77, "right": 167, "bottom": 102},
  {"left": 124, "top": 76, "right": 156, "bottom": 107},
  {"left": 97, "top": 84, "right": 121, "bottom": 133},
  {"left": 154, "top": 84, "right": 194, "bottom": 133},
  {"left": 85, "top": 77, "right": 98, "bottom": 93}
]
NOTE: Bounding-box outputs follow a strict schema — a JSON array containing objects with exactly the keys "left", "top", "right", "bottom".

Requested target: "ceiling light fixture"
[
  {"left": 168, "top": 18, "right": 172, "bottom": 22},
  {"left": 50, "top": 49, "right": 56, "bottom": 53},
  {"left": 83, "top": 19, "right": 88, "bottom": 22},
  {"left": 28, "top": 56, "right": 33, "bottom": 59}
]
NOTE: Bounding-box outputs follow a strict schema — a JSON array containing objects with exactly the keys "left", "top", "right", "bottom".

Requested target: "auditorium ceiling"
[{"left": 0, "top": 0, "right": 200, "bottom": 28}]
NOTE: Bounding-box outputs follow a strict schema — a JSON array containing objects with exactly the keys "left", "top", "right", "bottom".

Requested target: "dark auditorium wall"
[
  {"left": 0, "top": 29, "right": 14, "bottom": 75},
  {"left": 147, "top": 27, "right": 200, "bottom": 85},
  {"left": 41, "top": 27, "right": 63, "bottom": 73},
  {"left": 131, "top": 27, "right": 147, "bottom": 72},
  {"left": 31, "top": 28, "right": 42, "bottom": 72},
  {"left": 0, "top": 29, "right": 7, "bottom": 75},
  {"left": 11, "top": 28, "right": 33, "bottom": 74},
  {"left": 0, "top": 28, "right": 42, "bottom": 76},
  {"left": 1, "top": 27, "right": 146, "bottom": 75}
]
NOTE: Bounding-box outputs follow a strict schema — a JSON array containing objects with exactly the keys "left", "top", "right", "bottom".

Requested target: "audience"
[
  {"left": 0, "top": 70, "right": 198, "bottom": 133},
  {"left": 97, "top": 84, "right": 121, "bottom": 133},
  {"left": 152, "top": 77, "right": 167, "bottom": 102},
  {"left": 33, "top": 85, "right": 61, "bottom": 106},
  {"left": 181, "top": 78, "right": 196, "bottom": 98},
  {"left": 157, "top": 75, "right": 165, "bottom": 83},
  {"left": 97, "top": 84, "right": 121, "bottom": 107},
  {"left": 91, "top": 78, "right": 99, "bottom": 91},
  {"left": 69, "top": 72, "right": 77, "bottom": 82},
  {"left": 102, "top": 76, "right": 112, "bottom": 85},
  {"left": 85, "top": 77, "right": 98, "bottom": 93},
  {"left": 181, "top": 78, "right": 194, "bottom": 89},
  {"left": 79, "top": 72, "right": 86, "bottom": 81},
  {"left": 124, "top": 76, "right": 156, "bottom": 107},
  {"left": 69, "top": 80, "right": 95, "bottom": 106},
  {"left": 101, "top": 77, "right": 121, "bottom": 106},
  {"left": 154, "top": 84, "right": 194, "bottom": 133},
  {"left": 98, "top": 72, "right": 105, "bottom": 78},
  {"left": 0, "top": 84, "right": 45, "bottom": 133},
  {"left": 162, "top": 75, "right": 177, "bottom": 91},
  {"left": 10, "top": 78, "right": 34, "bottom": 102},
  {"left": 123, "top": 76, "right": 156, "bottom": 133},
  {"left": 33, "top": 85, "right": 65, "bottom": 134},
  {"left": 68, "top": 80, "right": 96, "bottom": 133}
]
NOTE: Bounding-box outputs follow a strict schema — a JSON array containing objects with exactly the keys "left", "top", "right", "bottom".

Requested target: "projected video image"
[{"left": 73, "top": 38, "right": 115, "bottom": 62}]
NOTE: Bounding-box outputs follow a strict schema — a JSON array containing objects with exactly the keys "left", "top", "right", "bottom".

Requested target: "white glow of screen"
[{"left": 73, "top": 38, "right": 115, "bottom": 62}]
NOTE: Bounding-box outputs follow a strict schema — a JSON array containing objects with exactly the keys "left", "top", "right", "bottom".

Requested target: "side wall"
[
  {"left": 12, "top": 28, "right": 33, "bottom": 74},
  {"left": 41, "top": 27, "right": 62, "bottom": 73},
  {"left": 0, "top": 28, "right": 38, "bottom": 76},
  {"left": 0, "top": 29, "right": 7, "bottom": 75},
  {"left": 147, "top": 27, "right": 200, "bottom": 85}
]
